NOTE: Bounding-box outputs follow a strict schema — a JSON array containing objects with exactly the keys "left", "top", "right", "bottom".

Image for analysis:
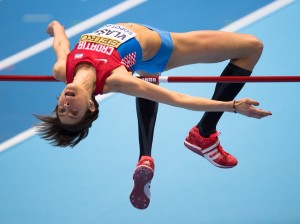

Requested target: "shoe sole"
[
  {"left": 130, "top": 165, "right": 154, "bottom": 209},
  {"left": 184, "top": 140, "right": 235, "bottom": 169}
]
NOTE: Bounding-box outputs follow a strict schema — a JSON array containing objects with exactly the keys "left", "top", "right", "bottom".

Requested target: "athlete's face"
[{"left": 57, "top": 83, "right": 95, "bottom": 125}]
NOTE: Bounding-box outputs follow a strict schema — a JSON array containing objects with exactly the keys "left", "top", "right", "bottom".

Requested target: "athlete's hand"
[
  {"left": 235, "top": 98, "right": 272, "bottom": 119},
  {"left": 46, "top": 21, "right": 64, "bottom": 37}
]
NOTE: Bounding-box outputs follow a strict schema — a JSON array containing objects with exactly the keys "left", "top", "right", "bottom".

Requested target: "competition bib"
[{"left": 78, "top": 24, "right": 136, "bottom": 48}]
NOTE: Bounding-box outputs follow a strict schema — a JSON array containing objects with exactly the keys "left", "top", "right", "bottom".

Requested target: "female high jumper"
[{"left": 36, "top": 21, "right": 272, "bottom": 209}]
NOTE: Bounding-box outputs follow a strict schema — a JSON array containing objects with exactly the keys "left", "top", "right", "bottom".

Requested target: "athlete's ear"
[{"left": 88, "top": 100, "right": 96, "bottom": 112}]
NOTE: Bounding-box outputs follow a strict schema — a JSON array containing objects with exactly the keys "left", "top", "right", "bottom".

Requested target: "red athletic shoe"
[
  {"left": 184, "top": 126, "right": 237, "bottom": 168},
  {"left": 130, "top": 156, "right": 155, "bottom": 209}
]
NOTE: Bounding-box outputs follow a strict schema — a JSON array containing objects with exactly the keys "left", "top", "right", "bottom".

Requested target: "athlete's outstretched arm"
[
  {"left": 106, "top": 72, "right": 272, "bottom": 119},
  {"left": 47, "top": 20, "right": 70, "bottom": 82}
]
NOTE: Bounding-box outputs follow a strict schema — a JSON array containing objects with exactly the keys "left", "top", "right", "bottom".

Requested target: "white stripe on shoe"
[
  {"left": 205, "top": 148, "right": 221, "bottom": 161},
  {"left": 184, "top": 140, "right": 232, "bottom": 168},
  {"left": 201, "top": 140, "right": 220, "bottom": 154}
]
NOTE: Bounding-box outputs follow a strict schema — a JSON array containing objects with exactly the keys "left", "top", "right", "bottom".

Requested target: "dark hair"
[{"left": 34, "top": 95, "right": 99, "bottom": 148}]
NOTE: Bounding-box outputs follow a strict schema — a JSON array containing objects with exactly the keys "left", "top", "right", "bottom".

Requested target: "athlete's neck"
[{"left": 73, "top": 63, "right": 96, "bottom": 95}]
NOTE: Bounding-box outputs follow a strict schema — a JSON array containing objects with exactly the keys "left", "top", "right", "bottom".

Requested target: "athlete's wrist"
[
  {"left": 233, "top": 100, "right": 237, "bottom": 113},
  {"left": 223, "top": 101, "right": 236, "bottom": 113}
]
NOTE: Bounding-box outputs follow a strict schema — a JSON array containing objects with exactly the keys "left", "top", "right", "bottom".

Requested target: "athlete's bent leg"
[
  {"left": 166, "top": 30, "right": 263, "bottom": 70},
  {"left": 168, "top": 30, "right": 263, "bottom": 168}
]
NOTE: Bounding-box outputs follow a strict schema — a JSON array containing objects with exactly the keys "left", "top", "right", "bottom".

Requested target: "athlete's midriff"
[{"left": 116, "top": 23, "right": 162, "bottom": 61}]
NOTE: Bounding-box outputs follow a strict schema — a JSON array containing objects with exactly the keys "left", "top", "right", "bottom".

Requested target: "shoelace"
[
  {"left": 210, "top": 132, "right": 229, "bottom": 157},
  {"left": 217, "top": 144, "right": 229, "bottom": 156}
]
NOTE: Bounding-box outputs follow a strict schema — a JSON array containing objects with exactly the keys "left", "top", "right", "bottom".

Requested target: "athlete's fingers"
[
  {"left": 235, "top": 98, "right": 272, "bottom": 119},
  {"left": 249, "top": 108, "right": 272, "bottom": 119},
  {"left": 246, "top": 98, "right": 259, "bottom": 106}
]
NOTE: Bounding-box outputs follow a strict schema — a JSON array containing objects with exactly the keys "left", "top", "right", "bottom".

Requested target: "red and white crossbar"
[
  {"left": 1, "top": 75, "right": 300, "bottom": 83},
  {"left": 139, "top": 76, "right": 300, "bottom": 83}
]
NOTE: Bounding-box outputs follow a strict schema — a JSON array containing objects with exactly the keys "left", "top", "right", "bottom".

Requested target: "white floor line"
[
  {"left": 221, "top": 0, "right": 294, "bottom": 32},
  {"left": 0, "top": 128, "right": 37, "bottom": 153},
  {"left": 0, "top": 0, "right": 294, "bottom": 153}
]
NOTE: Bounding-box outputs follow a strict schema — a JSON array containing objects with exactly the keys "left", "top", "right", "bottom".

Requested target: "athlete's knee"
[{"left": 246, "top": 34, "right": 264, "bottom": 59}]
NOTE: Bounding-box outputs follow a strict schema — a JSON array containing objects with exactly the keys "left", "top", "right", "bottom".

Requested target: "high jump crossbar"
[{"left": 1, "top": 75, "right": 300, "bottom": 83}]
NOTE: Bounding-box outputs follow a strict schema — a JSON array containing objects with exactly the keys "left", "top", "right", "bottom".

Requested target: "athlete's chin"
[
  {"left": 65, "top": 83, "right": 77, "bottom": 90},
  {"left": 64, "top": 83, "right": 82, "bottom": 94}
]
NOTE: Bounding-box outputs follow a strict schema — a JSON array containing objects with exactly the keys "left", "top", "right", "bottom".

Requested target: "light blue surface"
[{"left": 1, "top": 1, "right": 300, "bottom": 223}]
